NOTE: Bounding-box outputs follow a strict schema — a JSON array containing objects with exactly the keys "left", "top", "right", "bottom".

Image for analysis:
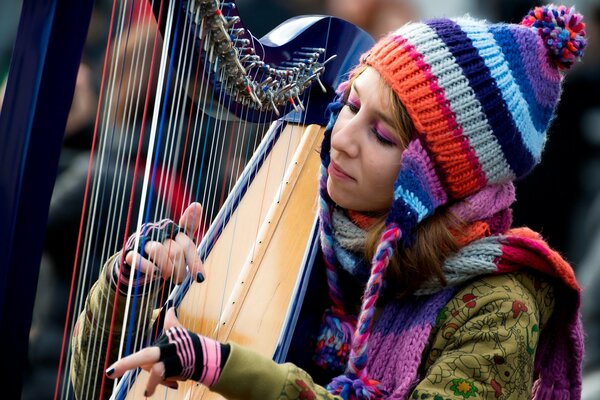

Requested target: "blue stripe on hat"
[
  {"left": 458, "top": 19, "right": 545, "bottom": 163},
  {"left": 394, "top": 167, "right": 434, "bottom": 212},
  {"left": 493, "top": 25, "right": 556, "bottom": 131},
  {"left": 426, "top": 18, "right": 535, "bottom": 178}
]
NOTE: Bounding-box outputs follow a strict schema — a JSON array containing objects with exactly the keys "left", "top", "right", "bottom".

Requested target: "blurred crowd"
[{"left": 1, "top": 0, "right": 600, "bottom": 398}]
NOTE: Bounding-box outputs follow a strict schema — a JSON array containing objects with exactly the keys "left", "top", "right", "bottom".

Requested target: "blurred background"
[{"left": 1, "top": 0, "right": 599, "bottom": 398}]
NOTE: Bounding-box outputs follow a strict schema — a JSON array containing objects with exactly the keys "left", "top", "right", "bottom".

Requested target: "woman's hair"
[{"left": 345, "top": 65, "right": 463, "bottom": 298}]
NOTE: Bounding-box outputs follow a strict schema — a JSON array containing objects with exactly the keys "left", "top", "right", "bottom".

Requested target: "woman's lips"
[{"left": 328, "top": 160, "right": 355, "bottom": 181}]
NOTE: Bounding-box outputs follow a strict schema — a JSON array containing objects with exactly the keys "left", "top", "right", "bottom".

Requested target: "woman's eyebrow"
[{"left": 352, "top": 82, "right": 396, "bottom": 127}]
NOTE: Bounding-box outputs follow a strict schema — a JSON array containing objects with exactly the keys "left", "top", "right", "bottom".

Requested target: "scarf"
[{"left": 317, "top": 183, "right": 583, "bottom": 399}]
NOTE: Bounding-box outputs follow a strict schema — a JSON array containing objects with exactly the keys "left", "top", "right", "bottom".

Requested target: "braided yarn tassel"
[
  {"left": 326, "top": 225, "right": 400, "bottom": 399},
  {"left": 315, "top": 158, "right": 357, "bottom": 371},
  {"left": 314, "top": 100, "right": 360, "bottom": 371}
]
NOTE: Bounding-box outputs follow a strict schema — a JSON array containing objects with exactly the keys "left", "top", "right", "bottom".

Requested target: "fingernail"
[
  {"left": 106, "top": 367, "right": 115, "bottom": 377},
  {"left": 196, "top": 272, "right": 205, "bottom": 283}
]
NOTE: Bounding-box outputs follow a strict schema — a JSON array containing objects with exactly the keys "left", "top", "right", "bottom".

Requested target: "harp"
[{"left": 0, "top": 0, "right": 373, "bottom": 398}]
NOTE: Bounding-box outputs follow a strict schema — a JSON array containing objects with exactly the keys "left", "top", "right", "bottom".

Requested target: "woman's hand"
[
  {"left": 124, "top": 202, "right": 206, "bottom": 284},
  {"left": 106, "top": 308, "right": 229, "bottom": 396}
]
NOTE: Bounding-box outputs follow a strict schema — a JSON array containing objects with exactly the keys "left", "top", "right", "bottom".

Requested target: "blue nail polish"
[
  {"left": 106, "top": 367, "right": 115, "bottom": 377},
  {"left": 196, "top": 272, "right": 205, "bottom": 283}
]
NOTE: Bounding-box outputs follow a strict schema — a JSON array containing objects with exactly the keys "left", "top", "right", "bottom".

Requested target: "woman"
[{"left": 72, "top": 4, "right": 587, "bottom": 399}]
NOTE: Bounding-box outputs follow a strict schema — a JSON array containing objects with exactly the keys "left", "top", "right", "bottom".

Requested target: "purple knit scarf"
[{"left": 366, "top": 288, "right": 458, "bottom": 398}]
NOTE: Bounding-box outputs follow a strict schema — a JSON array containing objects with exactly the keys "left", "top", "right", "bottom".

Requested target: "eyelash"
[
  {"left": 345, "top": 99, "right": 360, "bottom": 114},
  {"left": 340, "top": 98, "right": 395, "bottom": 147}
]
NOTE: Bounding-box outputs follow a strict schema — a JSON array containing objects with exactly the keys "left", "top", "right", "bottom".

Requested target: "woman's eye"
[
  {"left": 347, "top": 102, "right": 359, "bottom": 113},
  {"left": 371, "top": 128, "right": 395, "bottom": 147},
  {"left": 341, "top": 98, "right": 360, "bottom": 113}
]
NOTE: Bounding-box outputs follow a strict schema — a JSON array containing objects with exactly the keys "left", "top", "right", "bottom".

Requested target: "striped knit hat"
[
  {"left": 317, "top": 4, "right": 587, "bottom": 399},
  {"left": 363, "top": 4, "right": 587, "bottom": 247}
]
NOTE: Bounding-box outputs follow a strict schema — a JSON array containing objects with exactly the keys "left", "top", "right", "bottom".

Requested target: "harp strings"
[
  {"left": 59, "top": 0, "right": 322, "bottom": 397},
  {"left": 94, "top": 1, "right": 165, "bottom": 398}
]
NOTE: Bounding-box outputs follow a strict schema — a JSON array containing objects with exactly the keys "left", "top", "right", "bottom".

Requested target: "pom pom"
[
  {"left": 314, "top": 309, "right": 356, "bottom": 372},
  {"left": 521, "top": 4, "right": 587, "bottom": 70},
  {"left": 327, "top": 374, "right": 388, "bottom": 400}
]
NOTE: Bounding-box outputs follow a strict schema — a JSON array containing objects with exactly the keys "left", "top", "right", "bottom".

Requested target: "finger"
[
  {"left": 158, "top": 239, "right": 189, "bottom": 283},
  {"left": 106, "top": 347, "right": 160, "bottom": 379},
  {"left": 144, "top": 242, "right": 177, "bottom": 278},
  {"left": 163, "top": 307, "right": 183, "bottom": 331},
  {"left": 179, "top": 202, "right": 203, "bottom": 240},
  {"left": 175, "top": 232, "right": 205, "bottom": 282},
  {"left": 145, "top": 362, "right": 166, "bottom": 397},
  {"left": 125, "top": 251, "right": 159, "bottom": 277}
]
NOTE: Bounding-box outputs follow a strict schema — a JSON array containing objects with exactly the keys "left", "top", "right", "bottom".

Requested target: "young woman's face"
[{"left": 327, "top": 67, "right": 406, "bottom": 212}]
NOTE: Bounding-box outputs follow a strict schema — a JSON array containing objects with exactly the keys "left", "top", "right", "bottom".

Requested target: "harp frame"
[{"left": 0, "top": 0, "right": 96, "bottom": 396}]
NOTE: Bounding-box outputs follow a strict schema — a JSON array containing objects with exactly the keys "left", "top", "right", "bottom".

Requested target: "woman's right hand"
[{"left": 123, "top": 202, "right": 206, "bottom": 284}]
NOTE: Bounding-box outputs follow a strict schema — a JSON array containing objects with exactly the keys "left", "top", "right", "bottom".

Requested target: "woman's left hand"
[{"left": 106, "top": 308, "right": 228, "bottom": 396}]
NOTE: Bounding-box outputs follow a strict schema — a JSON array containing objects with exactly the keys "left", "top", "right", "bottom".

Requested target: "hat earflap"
[{"left": 387, "top": 138, "right": 448, "bottom": 247}]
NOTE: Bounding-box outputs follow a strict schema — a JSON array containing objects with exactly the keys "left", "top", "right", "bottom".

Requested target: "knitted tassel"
[
  {"left": 327, "top": 374, "right": 387, "bottom": 400},
  {"left": 314, "top": 309, "right": 356, "bottom": 372}
]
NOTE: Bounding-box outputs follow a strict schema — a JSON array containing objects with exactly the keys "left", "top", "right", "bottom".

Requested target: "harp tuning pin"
[
  {"left": 294, "top": 94, "right": 305, "bottom": 111},
  {"left": 244, "top": 62, "right": 260, "bottom": 71},
  {"left": 269, "top": 96, "right": 280, "bottom": 116},
  {"left": 220, "top": 2, "right": 236, "bottom": 8},
  {"left": 234, "top": 38, "right": 251, "bottom": 47},
  {"left": 260, "top": 76, "right": 273, "bottom": 86},
  {"left": 276, "top": 83, "right": 293, "bottom": 96},
  {"left": 315, "top": 76, "right": 327, "bottom": 93},
  {"left": 287, "top": 97, "right": 299, "bottom": 112},
  {"left": 245, "top": 86, "right": 262, "bottom": 106},
  {"left": 224, "top": 16, "right": 240, "bottom": 29},
  {"left": 229, "top": 28, "right": 245, "bottom": 38},
  {"left": 322, "top": 54, "right": 337, "bottom": 65}
]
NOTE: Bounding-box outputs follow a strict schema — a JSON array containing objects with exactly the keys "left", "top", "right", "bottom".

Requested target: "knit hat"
[{"left": 316, "top": 4, "right": 586, "bottom": 399}]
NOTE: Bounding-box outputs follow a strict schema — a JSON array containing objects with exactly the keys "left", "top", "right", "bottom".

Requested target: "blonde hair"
[{"left": 346, "top": 65, "right": 463, "bottom": 298}]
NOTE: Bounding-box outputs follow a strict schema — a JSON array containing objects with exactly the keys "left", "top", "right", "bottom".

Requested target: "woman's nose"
[{"left": 331, "top": 117, "right": 360, "bottom": 158}]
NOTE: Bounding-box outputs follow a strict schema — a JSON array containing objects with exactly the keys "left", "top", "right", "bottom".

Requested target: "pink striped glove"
[{"left": 155, "top": 326, "right": 230, "bottom": 387}]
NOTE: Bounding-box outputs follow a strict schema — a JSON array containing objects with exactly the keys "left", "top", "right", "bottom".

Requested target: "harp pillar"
[{"left": 0, "top": 0, "right": 95, "bottom": 395}]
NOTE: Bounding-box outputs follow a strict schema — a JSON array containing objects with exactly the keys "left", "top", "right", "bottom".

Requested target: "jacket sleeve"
[
  {"left": 211, "top": 343, "right": 342, "bottom": 400},
  {"left": 70, "top": 253, "right": 158, "bottom": 399},
  {"left": 410, "top": 273, "right": 554, "bottom": 400}
]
